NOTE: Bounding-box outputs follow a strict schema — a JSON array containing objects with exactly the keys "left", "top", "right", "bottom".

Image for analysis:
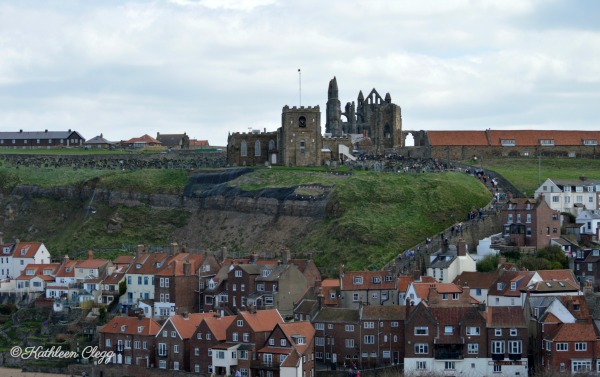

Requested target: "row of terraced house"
[{"left": 4, "top": 231, "right": 600, "bottom": 376}]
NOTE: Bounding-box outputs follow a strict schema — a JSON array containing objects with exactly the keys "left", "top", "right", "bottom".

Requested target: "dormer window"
[
  {"left": 121, "top": 325, "right": 127, "bottom": 332},
  {"left": 583, "top": 139, "right": 598, "bottom": 146},
  {"left": 540, "top": 139, "right": 554, "bottom": 146},
  {"left": 26, "top": 269, "right": 35, "bottom": 276},
  {"left": 497, "top": 283, "right": 504, "bottom": 291},
  {"left": 65, "top": 268, "right": 71, "bottom": 273},
  {"left": 501, "top": 139, "right": 516, "bottom": 146},
  {"left": 136, "top": 264, "right": 142, "bottom": 269},
  {"left": 21, "top": 249, "right": 26, "bottom": 256},
  {"left": 138, "top": 326, "right": 144, "bottom": 333},
  {"left": 511, "top": 282, "right": 517, "bottom": 291},
  {"left": 353, "top": 276, "right": 363, "bottom": 285},
  {"left": 372, "top": 276, "right": 381, "bottom": 284},
  {"left": 262, "top": 270, "right": 271, "bottom": 277}
]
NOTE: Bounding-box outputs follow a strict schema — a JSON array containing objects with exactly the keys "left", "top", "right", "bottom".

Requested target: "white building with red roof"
[
  {"left": 11, "top": 241, "right": 51, "bottom": 280},
  {"left": 15, "top": 263, "right": 59, "bottom": 293}
]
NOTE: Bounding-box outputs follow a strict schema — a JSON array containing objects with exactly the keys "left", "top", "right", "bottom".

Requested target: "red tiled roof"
[
  {"left": 100, "top": 316, "right": 161, "bottom": 336},
  {"left": 321, "top": 278, "right": 340, "bottom": 288},
  {"left": 240, "top": 309, "right": 284, "bottom": 332},
  {"left": 170, "top": 313, "right": 214, "bottom": 339},
  {"left": 12, "top": 242, "right": 44, "bottom": 258},
  {"left": 397, "top": 276, "right": 414, "bottom": 292},
  {"left": 77, "top": 258, "right": 110, "bottom": 269},
  {"left": 412, "top": 282, "right": 462, "bottom": 300},
  {"left": 453, "top": 271, "right": 499, "bottom": 289},
  {"left": 536, "top": 269, "right": 579, "bottom": 287},
  {"left": 486, "top": 306, "right": 527, "bottom": 328},
  {"left": 55, "top": 260, "right": 77, "bottom": 278},
  {"left": 488, "top": 130, "right": 600, "bottom": 147},
  {"left": 16, "top": 264, "right": 60, "bottom": 280},
  {"left": 202, "top": 315, "right": 236, "bottom": 341},
  {"left": 278, "top": 321, "right": 315, "bottom": 354},
  {"left": 113, "top": 255, "right": 134, "bottom": 265},
  {"left": 427, "top": 131, "right": 489, "bottom": 146},
  {"left": 546, "top": 322, "right": 598, "bottom": 342},
  {"left": 125, "top": 134, "right": 162, "bottom": 144}
]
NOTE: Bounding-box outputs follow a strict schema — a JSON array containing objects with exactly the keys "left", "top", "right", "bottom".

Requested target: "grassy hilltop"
[{"left": 0, "top": 160, "right": 490, "bottom": 270}]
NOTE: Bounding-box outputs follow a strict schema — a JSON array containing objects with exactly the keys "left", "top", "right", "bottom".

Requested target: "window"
[
  {"left": 171, "top": 331, "right": 176, "bottom": 338},
  {"left": 442, "top": 293, "right": 448, "bottom": 300},
  {"left": 299, "top": 140, "right": 305, "bottom": 154},
  {"left": 510, "top": 328, "right": 517, "bottom": 336},
  {"left": 237, "top": 320, "right": 244, "bottom": 327},
  {"left": 243, "top": 333, "right": 249, "bottom": 342},
  {"left": 158, "top": 343, "right": 167, "bottom": 356},
  {"left": 415, "top": 326, "right": 428, "bottom": 336},
  {"left": 414, "top": 344, "right": 428, "bottom": 354},
  {"left": 364, "top": 322, "right": 374, "bottom": 329},
  {"left": 575, "top": 342, "right": 587, "bottom": 351},
  {"left": 572, "top": 361, "right": 592, "bottom": 373},
  {"left": 494, "top": 329, "right": 502, "bottom": 336},
  {"left": 233, "top": 333, "right": 238, "bottom": 341},
  {"left": 241, "top": 141, "right": 247, "bottom": 157},
  {"left": 501, "top": 139, "right": 516, "bottom": 146},
  {"left": 268, "top": 339, "right": 275, "bottom": 346},
  {"left": 508, "top": 340, "right": 522, "bottom": 354},
  {"left": 452, "top": 293, "right": 459, "bottom": 300},
  {"left": 239, "top": 350, "right": 248, "bottom": 359},
  {"left": 493, "top": 364, "right": 502, "bottom": 373},
  {"left": 510, "top": 282, "right": 517, "bottom": 291},
  {"left": 345, "top": 325, "right": 354, "bottom": 332},
  {"left": 556, "top": 343, "right": 568, "bottom": 351},
  {"left": 444, "top": 326, "right": 453, "bottom": 335},
  {"left": 159, "top": 360, "right": 167, "bottom": 369},
  {"left": 416, "top": 361, "right": 427, "bottom": 370},
  {"left": 445, "top": 361, "right": 455, "bottom": 370},
  {"left": 315, "top": 323, "right": 324, "bottom": 330},
  {"left": 352, "top": 293, "right": 359, "bottom": 302},
  {"left": 466, "top": 327, "right": 480, "bottom": 336},
  {"left": 372, "top": 276, "right": 381, "bottom": 284},
  {"left": 254, "top": 140, "right": 261, "bottom": 156},
  {"left": 345, "top": 339, "right": 354, "bottom": 348},
  {"left": 235, "top": 270, "right": 242, "bottom": 278},
  {"left": 353, "top": 276, "right": 363, "bottom": 284},
  {"left": 174, "top": 344, "right": 179, "bottom": 353},
  {"left": 391, "top": 321, "right": 399, "bottom": 327},
  {"left": 552, "top": 196, "right": 560, "bottom": 203},
  {"left": 364, "top": 335, "right": 374, "bottom": 344},
  {"left": 491, "top": 340, "right": 504, "bottom": 354},
  {"left": 280, "top": 339, "right": 287, "bottom": 347},
  {"left": 467, "top": 343, "right": 478, "bottom": 354},
  {"left": 540, "top": 139, "right": 554, "bottom": 146}
]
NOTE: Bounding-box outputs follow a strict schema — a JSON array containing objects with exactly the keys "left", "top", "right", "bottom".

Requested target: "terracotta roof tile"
[
  {"left": 278, "top": 321, "right": 315, "bottom": 354},
  {"left": 546, "top": 322, "right": 597, "bottom": 342},
  {"left": 202, "top": 315, "right": 236, "bottom": 341},
  {"left": 12, "top": 242, "right": 44, "bottom": 259},
  {"left": 453, "top": 271, "right": 499, "bottom": 289},
  {"left": 536, "top": 269, "right": 579, "bottom": 287},
  {"left": 427, "top": 131, "right": 489, "bottom": 146},
  {"left": 239, "top": 309, "right": 284, "bottom": 332},
  {"left": 100, "top": 315, "right": 161, "bottom": 336},
  {"left": 170, "top": 313, "right": 214, "bottom": 339},
  {"left": 486, "top": 306, "right": 527, "bottom": 328}
]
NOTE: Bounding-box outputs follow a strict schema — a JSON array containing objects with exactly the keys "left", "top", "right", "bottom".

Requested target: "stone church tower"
[{"left": 279, "top": 105, "right": 322, "bottom": 166}]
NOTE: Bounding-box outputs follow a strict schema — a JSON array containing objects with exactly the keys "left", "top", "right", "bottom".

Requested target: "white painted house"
[
  {"left": 535, "top": 178, "right": 600, "bottom": 215},
  {"left": 576, "top": 209, "right": 600, "bottom": 239},
  {"left": 10, "top": 242, "right": 51, "bottom": 280}
]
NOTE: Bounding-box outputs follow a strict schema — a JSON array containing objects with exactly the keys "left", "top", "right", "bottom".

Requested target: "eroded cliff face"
[{"left": 0, "top": 169, "right": 331, "bottom": 253}]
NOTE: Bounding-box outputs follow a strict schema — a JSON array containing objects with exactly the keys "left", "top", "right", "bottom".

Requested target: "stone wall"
[{"left": 0, "top": 151, "right": 226, "bottom": 170}]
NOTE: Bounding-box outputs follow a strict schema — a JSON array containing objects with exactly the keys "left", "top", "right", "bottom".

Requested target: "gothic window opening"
[
  {"left": 300, "top": 140, "right": 305, "bottom": 154},
  {"left": 241, "top": 141, "right": 247, "bottom": 157},
  {"left": 255, "top": 140, "right": 261, "bottom": 157},
  {"left": 299, "top": 116, "right": 307, "bottom": 128},
  {"left": 268, "top": 140, "right": 275, "bottom": 151}
]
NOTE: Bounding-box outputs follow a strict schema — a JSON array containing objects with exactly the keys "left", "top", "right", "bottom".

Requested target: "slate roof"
[
  {"left": 0, "top": 130, "right": 84, "bottom": 140},
  {"left": 313, "top": 307, "right": 360, "bottom": 323},
  {"left": 361, "top": 305, "right": 406, "bottom": 321},
  {"left": 341, "top": 270, "right": 396, "bottom": 291},
  {"left": 84, "top": 134, "right": 114, "bottom": 145},
  {"left": 487, "top": 271, "right": 535, "bottom": 297},
  {"left": 429, "top": 306, "right": 485, "bottom": 344}
]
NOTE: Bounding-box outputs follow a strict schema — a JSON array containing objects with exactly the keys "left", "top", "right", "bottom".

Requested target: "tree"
[{"left": 477, "top": 254, "right": 499, "bottom": 272}]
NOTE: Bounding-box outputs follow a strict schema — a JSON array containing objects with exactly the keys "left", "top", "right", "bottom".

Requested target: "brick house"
[
  {"left": 453, "top": 271, "right": 499, "bottom": 304},
  {"left": 255, "top": 321, "right": 315, "bottom": 377},
  {"left": 502, "top": 197, "right": 561, "bottom": 249},
  {"left": 155, "top": 312, "right": 213, "bottom": 371},
  {"left": 214, "top": 309, "right": 284, "bottom": 377},
  {"left": 339, "top": 269, "right": 397, "bottom": 309},
  {"left": 404, "top": 302, "right": 488, "bottom": 375},
  {"left": 359, "top": 305, "right": 405, "bottom": 367},
  {"left": 154, "top": 252, "right": 205, "bottom": 318},
  {"left": 486, "top": 306, "right": 528, "bottom": 376},
  {"left": 542, "top": 320, "right": 599, "bottom": 373},
  {"left": 574, "top": 248, "right": 600, "bottom": 289},
  {"left": 189, "top": 314, "right": 236, "bottom": 374},
  {"left": 99, "top": 315, "right": 161, "bottom": 367},
  {"left": 312, "top": 307, "right": 360, "bottom": 368}
]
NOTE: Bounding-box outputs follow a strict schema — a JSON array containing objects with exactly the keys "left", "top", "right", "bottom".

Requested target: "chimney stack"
[
  {"left": 183, "top": 260, "right": 192, "bottom": 276},
  {"left": 0, "top": 232, "right": 3, "bottom": 244},
  {"left": 170, "top": 242, "right": 179, "bottom": 256},
  {"left": 87, "top": 250, "right": 94, "bottom": 260},
  {"left": 457, "top": 238, "right": 467, "bottom": 257},
  {"left": 136, "top": 244, "right": 144, "bottom": 259},
  {"left": 221, "top": 247, "right": 228, "bottom": 262}
]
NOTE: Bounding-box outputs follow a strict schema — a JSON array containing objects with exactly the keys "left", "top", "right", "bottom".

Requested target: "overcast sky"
[{"left": 1, "top": 0, "right": 599, "bottom": 146}]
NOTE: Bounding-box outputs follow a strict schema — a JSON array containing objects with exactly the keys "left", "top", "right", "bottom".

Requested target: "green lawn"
[{"left": 479, "top": 158, "right": 600, "bottom": 196}]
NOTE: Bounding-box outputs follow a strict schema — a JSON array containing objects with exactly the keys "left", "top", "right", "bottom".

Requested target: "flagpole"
[{"left": 298, "top": 68, "right": 302, "bottom": 106}]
